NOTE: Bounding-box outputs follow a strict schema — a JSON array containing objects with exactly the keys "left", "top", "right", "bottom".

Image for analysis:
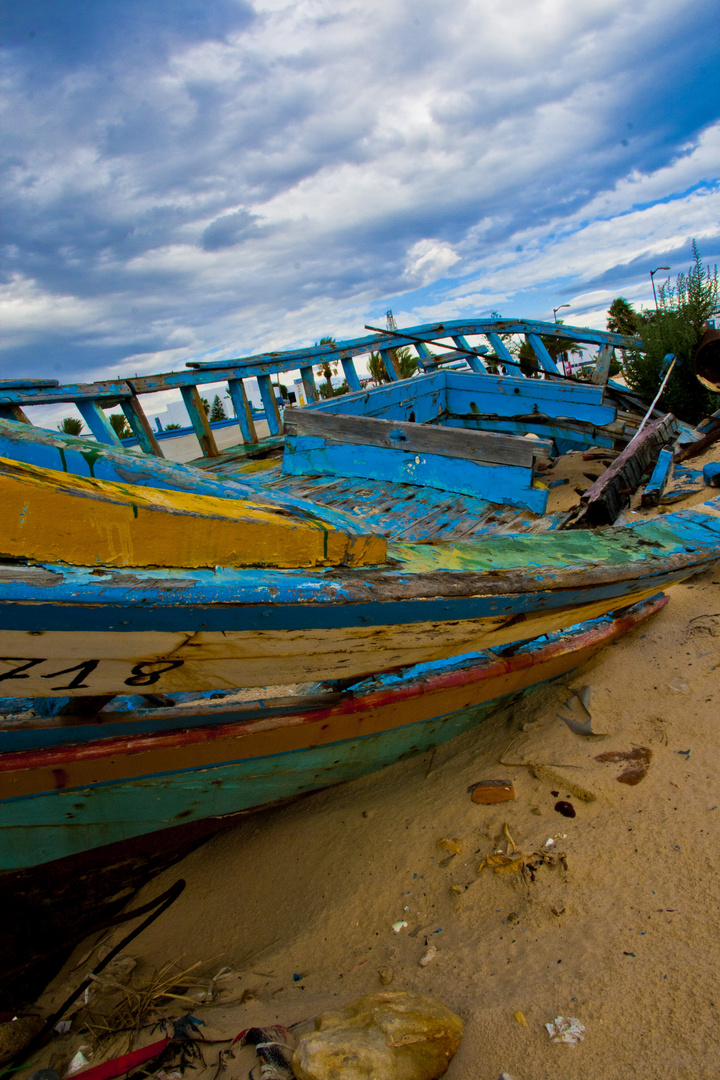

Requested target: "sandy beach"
[{"left": 28, "top": 450, "right": 720, "bottom": 1080}]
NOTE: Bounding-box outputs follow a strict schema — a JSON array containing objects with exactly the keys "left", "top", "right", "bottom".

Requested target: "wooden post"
[
  {"left": 340, "top": 356, "right": 362, "bottom": 393},
  {"left": 452, "top": 335, "right": 488, "bottom": 374},
  {"left": 0, "top": 404, "right": 31, "bottom": 423},
  {"left": 524, "top": 333, "right": 560, "bottom": 375},
  {"left": 257, "top": 374, "right": 282, "bottom": 435},
  {"left": 380, "top": 349, "right": 400, "bottom": 381},
  {"left": 413, "top": 341, "right": 435, "bottom": 372},
  {"left": 227, "top": 378, "right": 258, "bottom": 444},
  {"left": 121, "top": 394, "right": 165, "bottom": 457},
  {"left": 484, "top": 332, "right": 515, "bottom": 368},
  {"left": 300, "top": 365, "right": 319, "bottom": 403},
  {"left": 179, "top": 385, "right": 219, "bottom": 457},
  {"left": 592, "top": 344, "right": 614, "bottom": 386},
  {"left": 76, "top": 400, "right": 124, "bottom": 447}
]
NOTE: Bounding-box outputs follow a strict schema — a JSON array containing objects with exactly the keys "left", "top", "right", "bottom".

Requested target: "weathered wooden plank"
[
  {"left": 641, "top": 448, "right": 674, "bottom": 507},
  {"left": 227, "top": 378, "right": 258, "bottom": 444},
  {"left": 591, "top": 344, "right": 614, "bottom": 386},
  {"left": 524, "top": 332, "right": 560, "bottom": 374},
  {"left": 180, "top": 384, "right": 220, "bottom": 458},
  {"left": 306, "top": 371, "right": 446, "bottom": 424},
  {"left": 445, "top": 371, "right": 615, "bottom": 424},
  {"left": 282, "top": 436, "right": 548, "bottom": 513},
  {"left": 76, "top": 400, "right": 124, "bottom": 447},
  {"left": 284, "top": 407, "right": 546, "bottom": 468},
  {"left": 257, "top": 374, "right": 282, "bottom": 435},
  {"left": 380, "top": 348, "right": 400, "bottom": 381},
  {"left": 120, "top": 394, "right": 165, "bottom": 457},
  {"left": 340, "top": 356, "right": 362, "bottom": 393},
  {"left": 445, "top": 414, "right": 615, "bottom": 451},
  {"left": 569, "top": 413, "right": 679, "bottom": 527},
  {"left": 452, "top": 335, "right": 488, "bottom": 374},
  {"left": 0, "top": 456, "right": 386, "bottom": 570},
  {"left": 0, "top": 405, "right": 31, "bottom": 423},
  {"left": 300, "top": 365, "right": 320, "bottom": 403},
  {"left": 674, "top": 417, "right": 720, "bottom": 462}
]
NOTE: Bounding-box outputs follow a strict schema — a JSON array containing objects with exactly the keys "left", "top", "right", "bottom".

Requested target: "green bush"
[{"left": 623, "top": 242, "right": 719, "bottom": 424}]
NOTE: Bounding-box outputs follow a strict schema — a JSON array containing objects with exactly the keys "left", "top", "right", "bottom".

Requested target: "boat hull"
[{"left": 0, "top": 597, "right": 666, "bottom": 873}]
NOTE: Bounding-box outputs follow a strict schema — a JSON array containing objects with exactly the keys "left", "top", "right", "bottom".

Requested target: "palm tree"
[
  {"left": 58, "top": 417, "right": 83, "bottom": 435},
  {"left": 607, "top": 298, "right": 640, "bottom": 336},
  {"left": 109, "top": 413, "right": 132, "bottom": 439},
  {"left": 315, "top": 336, "right": 337, "bottom": 396}
]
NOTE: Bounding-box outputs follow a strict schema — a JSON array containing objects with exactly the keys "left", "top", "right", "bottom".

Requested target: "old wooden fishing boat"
[{"left": 1, "top": 318, "right": 719, "bottom": 876}]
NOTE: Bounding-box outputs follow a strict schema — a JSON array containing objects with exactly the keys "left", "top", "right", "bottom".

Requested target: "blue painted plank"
[
  {"left": 300, "top": 365, "right": 320, "bottom": 402},
  {"left": 524, "top": 332, "right": 560, "bottom": 375},
  {"left": 641, "top": 448, "right": 674, "bottom": 507},
  {"left": 340, "top": 356, "right": 362, "bottom": 393},
  {"left": 380, "top": 348, "right": 400, "bottom": 381},
  {"left": 120, "top": 394, "right": 165, "bottom": 457},
  {"left": 282, "top": 436, "right": 548, "bottom": 512},
  {"left": 227, "top": 378, "right": 258, "bottom": 444},
  {"left": 180, "top": 384, "right": 220, "bottom": 457},
  {"left": 76, "top": 401, "right": 124, "bottom": 447},
  {"left": 445, "top": 371, "right": 616, "bottom": 426},
  {"left": 257, "top": 374, "right": 282, "bottom": 435},
  {"left": 452, "top": 335, "right": 488, "bottom": 374}
]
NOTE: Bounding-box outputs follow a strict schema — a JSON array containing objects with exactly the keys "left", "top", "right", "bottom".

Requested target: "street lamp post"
[
  {"left": 650, "top": 266, "right": 670, "bottom": 311},
  {"left": 553, "top": 304, "right": 571, "bottom": 374}
]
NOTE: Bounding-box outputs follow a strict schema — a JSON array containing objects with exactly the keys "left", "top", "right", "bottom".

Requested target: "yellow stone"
[{"left": 292, "top": 991, "right": 463, "bottom": 1080}]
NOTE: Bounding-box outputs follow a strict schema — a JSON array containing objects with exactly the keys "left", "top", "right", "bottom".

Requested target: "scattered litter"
[
  {"left": 292, "top": 991, "right": 463, "bottom": 1080},
  {"left": 554, "top": 800, "right": 576, "bottom": 818},
  {"left": 469, "top": 779, "right": 515, "bottom": 804},
  {"left": 595, "top": 746, "right": 652, "bottom": 785},
  {"left": 67, "top": 1051, "right": 90, "bottom": 1075},
  {"left": 235, "top": 1026, "right": 295, "bottom": 1080},
  {"left": 514, "top": 1011, "right": 528, "bottom": 1027},
  {"left": 29, "top": 1072, "right": 59, "bottom": 1080},
  {"left": 419, "top": 946, "right": 437, "bottom": 967},
  {"left": 293, "top": 973, "right": 303, "bottom": 982},
  {"left": 545, "top": 1016, "right": 586, "bottom": 1046},
  {"left": 54, "top": 1021, "right": 72, "bottom": 1035},
  {"left": 392, "top": 920, "right": 408, "bottom": 933},
  {"left": 498, "top": 1074, "right": 517, "bottom": 1080},
  {"left": 480, "top": 854, "right": 525, "bottom": 876},
  {"left": 668, "top": 681, "right": 689, "bottom": 693},
  {"left": 675, "top": 749, "right": 691, "bottom": 758},
  {"left": 479, "top": 847, "right": 566, "bottom": 881},
  {"left": 545, "top": 838, "right": 554, "bottom": 846},
  {"left": 437, "top": 837, "right": 462, "bottom": 854}
]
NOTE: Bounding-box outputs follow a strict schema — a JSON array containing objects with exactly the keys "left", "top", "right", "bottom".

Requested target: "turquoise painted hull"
[{"left": 0, "top": 692, "right": 510, "bottom": 871}]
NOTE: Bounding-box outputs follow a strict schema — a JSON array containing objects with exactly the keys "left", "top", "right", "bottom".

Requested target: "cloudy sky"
[{"left": 2, "top": 0, "right": 719, "bottom": 397}]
